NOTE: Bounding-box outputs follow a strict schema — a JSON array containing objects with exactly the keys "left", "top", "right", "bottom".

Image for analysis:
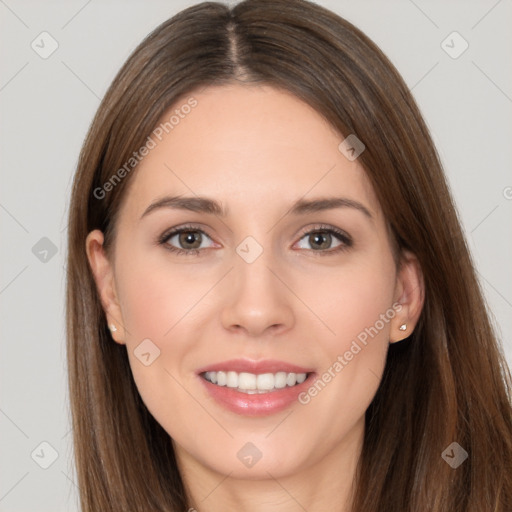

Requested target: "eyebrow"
[{"left": 140, "top": 195, "right": 373, "bottom": 221}]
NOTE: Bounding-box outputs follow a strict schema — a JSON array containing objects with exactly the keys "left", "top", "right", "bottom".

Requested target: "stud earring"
[
  {"left": 109, "top": 324, "right": 117, "bottom": 332},
  {"left": 399, "top": 324, "right": 407, "bottom": 331}
]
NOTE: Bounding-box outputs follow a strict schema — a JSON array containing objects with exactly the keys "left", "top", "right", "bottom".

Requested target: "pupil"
[
  {"left": 311, "top": 232, "right": 331, "bottom": 250},
  {"left": 180, "top": 231, "right": 201, "bottom": 249}
]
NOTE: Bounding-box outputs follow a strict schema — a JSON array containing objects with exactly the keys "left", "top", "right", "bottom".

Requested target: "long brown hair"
[{"left": 66, "top": 0, "right": 512, "bottom": 510}]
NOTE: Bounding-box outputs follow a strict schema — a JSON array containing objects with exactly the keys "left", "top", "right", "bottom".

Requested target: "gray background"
[{"left": 1, "top": 0, "right": 511, "bottom": 510}]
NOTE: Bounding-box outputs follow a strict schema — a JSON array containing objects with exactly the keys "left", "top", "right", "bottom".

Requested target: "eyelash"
[{"left": 157, "top": 223, "right": 353, "bottom": 257}]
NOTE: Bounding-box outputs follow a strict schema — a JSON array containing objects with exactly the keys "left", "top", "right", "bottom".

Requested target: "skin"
[{"left": 86, "top": 83, "right": 424, "bottom": 512}]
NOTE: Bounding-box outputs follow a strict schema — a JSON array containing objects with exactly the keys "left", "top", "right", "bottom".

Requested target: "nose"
[{"left": 220, "top": 252, "right": 295, "bottom": 338}]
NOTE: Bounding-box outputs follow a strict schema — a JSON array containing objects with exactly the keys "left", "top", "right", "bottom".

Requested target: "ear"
[
  {"left": 390, "top": 249, "right": 424, "bottom": 343},
  {"left": 85, "top": 229, "right": 126, "bottom": 345}
]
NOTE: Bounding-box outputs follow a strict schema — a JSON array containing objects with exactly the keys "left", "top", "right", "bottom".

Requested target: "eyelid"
[
  {"left": 295, "top": 223, "right": 351, "bottom": 241},
  {"left": 157, "top": 223, "right": 215, "bottom": 245},
  {"left": 157, "top": 224, "right": 219, "bottom": 258},
  {"left": 292, "top": 223, "right": 353, "bottom": 252}
]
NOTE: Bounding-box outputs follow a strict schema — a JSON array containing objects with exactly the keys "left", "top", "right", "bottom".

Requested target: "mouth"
[{"left": 196, "top": 359, "right": 315, "bottom": 416}]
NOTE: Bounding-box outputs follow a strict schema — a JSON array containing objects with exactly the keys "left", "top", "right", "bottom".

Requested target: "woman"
[{"left": 66, "top": 0, "right": 512, "bottom": 510}]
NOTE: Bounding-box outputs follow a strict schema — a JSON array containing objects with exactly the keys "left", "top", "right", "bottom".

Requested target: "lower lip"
[{"left": 198, "top": 374, "right": 315, "bottom": 416}]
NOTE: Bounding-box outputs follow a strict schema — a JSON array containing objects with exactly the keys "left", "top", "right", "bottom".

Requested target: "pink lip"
[
  {"left": 196, "top": 358, "right": 313, "bottom": 375},
  {"left": 196, "top": 359, "right": 315, "bottom": 417}
]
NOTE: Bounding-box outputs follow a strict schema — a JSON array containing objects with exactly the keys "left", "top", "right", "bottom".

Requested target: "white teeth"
[
  {"left": 204, "top": 371, "right": 217, "bottom": 384},
  {"left": 296, "top": 373, "right": 307, "bottom": 384},
  {"left": 226, "top": 371, "right": 238, "bottom": 388},
  {"left": 202, "top": 370, "right": 308, "bottom": 392},
  {"left": 238, "top": 372, "right": 257, "bottom": 390},
  {"left": 286, "top": 372, "right": 297, "bottom": 386},
  {"left": 274, "top": 372, "right": 287, "bottom": 389},
  {"left": 256, "top": 373, "right": 275, "bottom": 390}
]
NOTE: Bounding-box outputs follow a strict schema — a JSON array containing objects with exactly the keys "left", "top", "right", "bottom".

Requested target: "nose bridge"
[
  {"left": 235, "top": 244, "right": 277, "bottom": 298},
  {"left": 220, "top": 235, "right": 295, "bottom": 336}
]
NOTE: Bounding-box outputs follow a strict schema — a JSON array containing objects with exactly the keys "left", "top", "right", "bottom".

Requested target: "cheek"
[
  {"left": 295, "top": 255, "right": 397, "bottom": 436},
  {"left": 115, "top": 245, "right": 209, "bottom": 341},
  {"left": 330, "top": 271, "right": 395, "bottom": 352},
  {"left": 112, "top": 247, "right": 217, "bottom": 434},
  {"left": 304, "top": 251, "right": 397, "bottom": 355}
]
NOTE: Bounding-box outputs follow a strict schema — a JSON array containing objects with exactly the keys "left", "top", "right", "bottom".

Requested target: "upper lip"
[{"left": 196, "top": 358, "right": 314, "bottom": 375}]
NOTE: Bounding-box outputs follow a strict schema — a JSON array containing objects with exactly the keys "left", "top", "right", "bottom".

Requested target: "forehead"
[{"left": 119, "top": 84, "right": 381, "bottom": 223}]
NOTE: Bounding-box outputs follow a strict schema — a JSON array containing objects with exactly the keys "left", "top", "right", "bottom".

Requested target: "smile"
[{"left": 201, "top": 370, "right": 308, "bottom": 394}]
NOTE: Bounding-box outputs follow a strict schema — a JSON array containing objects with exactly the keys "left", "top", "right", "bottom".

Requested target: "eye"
[
  {"left": 294, "top": 225, "right": 352, "bottom": 254},
  {"left": 158, "top": 225, "right": 216, "bottom": 256},
  {"left": 157, "top": 223, "right": 353, "bottom": 257}
]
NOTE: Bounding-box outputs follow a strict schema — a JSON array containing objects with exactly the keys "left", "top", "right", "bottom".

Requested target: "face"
[{"left": 87, "top": 84, "right": 422, "bottom": 482}]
